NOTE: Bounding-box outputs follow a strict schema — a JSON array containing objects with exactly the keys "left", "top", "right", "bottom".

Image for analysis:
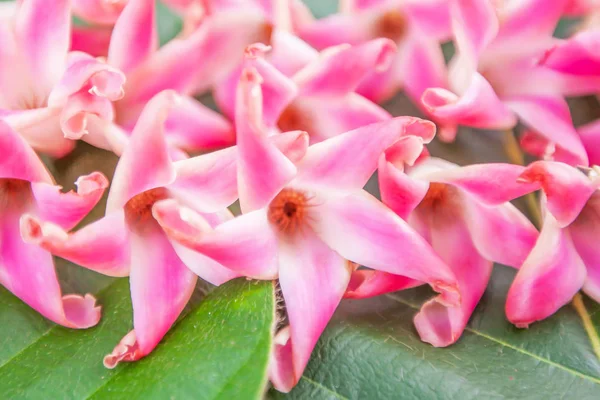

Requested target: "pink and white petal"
[
  {"left": 404, "top": 0, "right": 452, "bottom": 40},
  {"left": 20, "top": 212, "right": 131, "bottom": 277},
  {"left": 72, "top": 0, "right": 127, "bottom": 25},
  {"left": 125, "top": 224, "right": 197, "bottom": 362},
  {"left": 270, "top": 130, "right": 309, "bottom": 163},
  {"left": 378, "top": 155, "right": 429, "bottom": 220},
  {"left": 298, "top": 12, "right": 377, "bottom": 50},
  {"left": 48, "top": 53, "right": 126, "bottom": 107},
  {"left": 70, "top": 25, "right": 113, "bottom": 58},
  {"left": 355, "top": 54, "right": 403, "bottom": 103},
  {"left": 122, "top": 10, "right": 272, "bottom": 104},
  {"left": 236, "top": 68, "right": 297, "bottom": 212},
  {"left": 310, "top": 191, "right": 459, "bottom": 305},
  {"left": 31, "top": 172, "right": 108, "bottom": 230},
  {"left": 420, "top": 161, "right": 539, "bottom": 205},
  {"left": 0, "top": 119, "right": 52, "bottom": 183},
  {"left": 2, "top": 108, "right": 75, "bottom": 158},
  {"left": 169, "top": 242, "right": 238, "bottom": 286},
  {"left": 345, "top": 269, "right": 422, "bottom": 299},
  {"left": 268, "top": 30, "right": 318, "bottom": 77},
  {"left": 497, "top": 0, "right": 568, "bottom": 43},
  {"left": 504, "top": 95, "right": 589, "bottom": 166},
  {"left": 14, "top": 0, "right": 70, "bottom": 95},
  {"left": 295, "top": 117, "right": 434, "bottom": 192},
  {"left": 59, "top": 91, "right": 115, "bottom": 140},
  {"left": 540, "top": 31, "right": 600, "bottom": 76},
  {"left": 108, "top": 0, "right": 157, "bottom": 75},
  {"left": 279, "top": 94, "right": 391, "bottom": 143},
  {"left": 506, "top": 213, "right": 587, "bottom": 328},
  {"left": 272, "top": 230, "right": 351, "bottom": 392},
  {"left": 450, "top": 0, "right": 499, "bottom": 74},
  {"left": 421, "top": 74, "right": 517, "bottom": 129},
  {"left": 519, "top": 161, "right": 595, "bottom": 226},
  {"left": 164, "top": 96, "right": 235, "bottom": 151},
  {"left": 212, "top": 67, "right": 240, "bottom": 122},
  {"left": 578, "top": 119, "right": 600, "bottom": 166},
  {"left": 152, "top": 200, "right": 279, "bottom": 280},
  {"left": 0, "top": 211, "right": 100, "bottom": 328},
  {"left": 462, "top": 198, "right": 538, "bottom": 268},
  {"left": 569, "top": 193, "right": 600, "bottom": 302},
  {"left": 414, "top": 217, "right": 493, "bottom": 347},
  {"left": 107, "top": 91, "right": 177, "bottom": 212},
  {"left": 294, "top": 39, "right": 396, "bottom": 97}
]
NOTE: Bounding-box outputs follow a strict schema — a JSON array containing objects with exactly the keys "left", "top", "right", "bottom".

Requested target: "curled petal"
[
  {"left": 48, "top": 52, "right": 126, "bottom": 107},
  {"left": 415, "top": 217, "right": 492, "bottom": 347},
  {"left": 31, "top": 171, "right": 108, "bottom": 230},
  {"left": 296, "top": 117, "right": 435, "bottom": 192},
  {"left": 505, "top": 96, "right": 588, "bottom": 166},
  {"left": 236, "top": 67, "right": 296, "bottom": 212},
  {"left": 378, "top": 155, "right": 429, "bottom": 220},
  {"left": 310, "top": 191, "right": 459, "bottom": 306},
  {"left": 1, "top": 211, "right": 100, "bottom": 328},
  {"left": 421, "top": 74, "right": 517, "bottom": 129},
  {"left": 152, "top": 201, "right": 279, "bottom": 280},
  {"left": 294, "top": 39, "right": 397, "bottom": 97},
  {"left": 108, "top": 0, "right": 157, "bottom": 74},
  {"left": 270, "top": 230, "right": 350, "bottom": 392},
  {"left": 164, "top": 96, "right": 235, "bottom": 152},
  {"left": 59, "top": 91, "right": 115, "bottom": 140},
  {"left": 107, "top": 91, "right": 177, "bottom": 212},
  {"left": 0, "top": 120, "right": 52, "bottom": 183},
  {"left": 20, "top": 212, "right": 130, "bottom": 277},
  {"left": 104, "top": 330, "right": 140, "bottom": 369},
  {"left": 344, "top": 270, "right": 422, "bottom": 299},
  {"left": 519, "top": 161, "right": 595, "bottom": 227},
  {"left": 506, "top": 213, "right": 587, "bottom": 328}
]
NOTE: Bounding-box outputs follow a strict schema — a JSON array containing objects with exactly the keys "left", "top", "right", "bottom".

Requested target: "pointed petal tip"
[
  {"left": 62, "top": 293, "right": 102, "bottom": 329},
  {"left": 75, "top": 171, "right": 109, "bottom": 195},
  {"left": 372, "top": 38, "right": 397, "bottom": 72},
  {"left": 103, "top": 331, "right": 142, "bottom": 369}
]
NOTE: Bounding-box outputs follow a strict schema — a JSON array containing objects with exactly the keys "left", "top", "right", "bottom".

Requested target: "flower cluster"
[{"left": 2, "top": 0, "right": 600, "bottom": 393}]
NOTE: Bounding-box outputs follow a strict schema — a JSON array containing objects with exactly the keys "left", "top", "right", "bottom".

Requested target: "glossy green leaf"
[{"left": 0, "top": 278, "right": 275, "bottom": 399}]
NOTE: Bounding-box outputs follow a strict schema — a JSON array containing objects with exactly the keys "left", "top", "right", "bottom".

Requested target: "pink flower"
[
  {"left": 215, "top": 38, "right": 396, "bottom": 143},
  {"left": 21, "top": 89, "right": 307, "bottom": 367},
  {"left": 152, "top": 67, "right": 460, "bottom": 392},
  {"left": 505, "top": 161, "right": 600, "bottom": 327},
  {"left": 296, "top": 0, "right": 456, "bottom": 139},
  {"left": 0, "top": 0, "right": 126, "bottom": 157},
  {"left": 0, "top": 120, "right": 108, "bottom": 328},
  {"left": 421, "top": 0, "right": 597, "bottom": 158},
  {"left": 350, "top": 148, "right": 539, "bottom": 346}
]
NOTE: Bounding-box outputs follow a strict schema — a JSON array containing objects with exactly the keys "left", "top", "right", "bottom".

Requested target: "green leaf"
[
  {"left": 0, "top": 278, "right": 276, "bottom": 399},
  {"left": 271, "top": 266, "right": 600, "bottom": 399}
]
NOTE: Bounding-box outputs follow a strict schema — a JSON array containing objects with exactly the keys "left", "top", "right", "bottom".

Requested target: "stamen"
[
  {"left": 124, "top": 187, "right": 170, "bottom": 231},
  {"left": 420, "top": 182, "right": 449, "bottom": 210},
  {"left": 375, "top": 10, "right": 408, "bottom": 42},
  {"left": 268, "top": 188, "right": 311, "bottom": 235},
  {"left": 277, "top": 102, "right": 313, "bottom": 134}
]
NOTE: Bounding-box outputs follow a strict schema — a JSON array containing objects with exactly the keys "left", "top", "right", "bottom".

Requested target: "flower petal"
[
  {"left": 236, "top": 67, "right": 296, "bottom": 212},
  {"left": 20, "top": 212, "right": 130, "bottom": 277},
  {"left": 540, "top": 30, "right": 600, "bottom": 76},
  {"left": 414, "top": 216, "right": 493, "bottom": 347},
  {"left": 505, "top": 212, "right": 587, "bottom": 328},
  {"left": 107, "top": 224, "right": 197, "bottom": 366},
  {"left": 344, "top": 269, "right": 422, "bottom": 299},
  {"left": 1, "top": 210, "right": 100, "bottom": 328},
  {"left": 310, "top": 191, "right": 459, "bottom": 305},
  {"left": 421, "top": 73, "right": 517, "bottom": 129},
  {"left": 295, "top": 117, "right": 435, "bottom": 192},
  {"left": 578, "top": 119, "right": 600, "bottom": 166},
  {"left": 70, "top": 25, "right": 113, "bottom": 58},
  {"left": 0, "top": 120, "right": 52, "bottom": 183},
  {"left": 58, "top": 91, "right": 115, "bottom": 140},
  {"left": 31, "top": 172, "right": 108, "bottom": 230},
  {"left": 14, "top": 0, "right": 70, "bottom": 94},
  {"left": 504, "top": 95, "right": 588, "bottom": 166},
  {"left": 268, "top": 29, "right": 318, "bottom": 77},
  {"left": 294, "top": 39, "right": 396, "bottom": 97},
  {"left": 164, "top": 96, "right": 235, "bottom": 152},
  {"left": 271, "top": 230, "right": 351, "bottom": 392},
  {"left": 498, "top": 0, "right": 568, "bottom": 42},
  {"left": 152, "top": 200, "right": 279, "bottom": 280},
  {"left": 107, "top": 91, "right": 177, "bottom": 212},
  {"left": 519, "top": 161, "right": 596, "bottom": 227},
  {"left": 108, "top": 0, "right": 157, "bottom": 74},
  {"left": 378, "top": 156, "right": 429, "bottom": 220},
  {"left": 72, "top": 0, "right": 126, "bottom": 25}
]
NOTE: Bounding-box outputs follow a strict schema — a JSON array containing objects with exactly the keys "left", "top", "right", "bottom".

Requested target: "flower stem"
[
  {"left": 502, "top": 130, "right": 542, "bottom": 228},
  {"left": 572, "top": 293, "right": 600, "bottom": 360}
]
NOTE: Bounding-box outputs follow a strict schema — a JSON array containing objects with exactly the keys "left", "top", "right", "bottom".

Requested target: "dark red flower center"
[
  {"left": 375, "top": 10, "right": 408, "bottom": 42},
  {"left": 0, "top": 178, "right": 32, "bottom": 210},
  {"left": 277, "top": 101, "right": 313, "bottom": 134},
  {"left": 268, "top": 188, "right": 310, "bottom": 235},
  {"left": 420, "top": 182, "right": 450, "bottom": 210},
  {"left": 124, "top": 187, "right": 170, "bottom": 231}
]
